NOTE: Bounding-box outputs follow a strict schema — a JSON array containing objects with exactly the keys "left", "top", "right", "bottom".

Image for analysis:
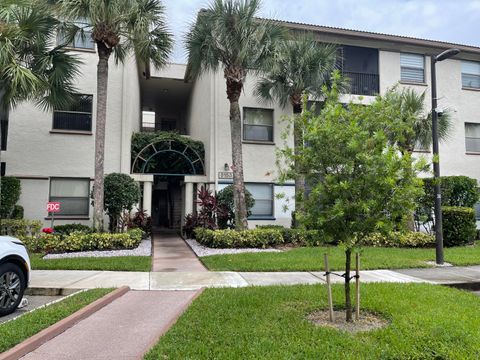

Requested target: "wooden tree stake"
[
  {"left": 324, "top": 253, "right": 335, "bottom": 322},
  {"left": 355, "top": 253, "right": 360, "bottom": 321}
]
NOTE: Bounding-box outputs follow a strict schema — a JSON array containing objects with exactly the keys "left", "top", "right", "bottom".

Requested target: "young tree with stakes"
[
  {"left": 186, "top": 0, "right": 284, "bottom": 230},
  {"left": 58, "top": 0, "right": 173, "bottom": 231},
  {"left": 279, "top": 74, "right": 425, "bottom": 322}
]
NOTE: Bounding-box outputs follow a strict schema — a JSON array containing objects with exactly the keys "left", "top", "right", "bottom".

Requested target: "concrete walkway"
[
  {"left": 151, "top": 231, "right": 207, "bottom": 272},
  {"left": 20, "top": 290, "right": 200, "bottom": 360},
  {"left": 29, "top": 268, "right": 437, "bottom": 291}
]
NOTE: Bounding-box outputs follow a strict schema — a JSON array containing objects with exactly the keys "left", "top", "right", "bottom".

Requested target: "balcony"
[
  {"left": 343, "top": 71, "right": 379, "bottom": 96},
  {"left": 339, "top": 45, "right": 379, "bottom": 96}
]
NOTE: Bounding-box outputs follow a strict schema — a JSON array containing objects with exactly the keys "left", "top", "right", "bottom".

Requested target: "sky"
[{"left": 164, "top": 0, "right": 480, "bottom": 63}]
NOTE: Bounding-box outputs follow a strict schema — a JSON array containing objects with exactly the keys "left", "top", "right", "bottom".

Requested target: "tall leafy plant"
[
  {"left": 278, "top": 77, "right": 424, "bottom": 321},
  {"left": 58, "top": 0, "right": 173, "bottom": 230},
  {"left": 185, "top": 0, "right": 283, "bottom": 230}
]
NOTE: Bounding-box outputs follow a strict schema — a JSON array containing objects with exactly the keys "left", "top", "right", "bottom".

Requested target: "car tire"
[{"left": 0, "top": 262, "right": 26, "bottom": 317}]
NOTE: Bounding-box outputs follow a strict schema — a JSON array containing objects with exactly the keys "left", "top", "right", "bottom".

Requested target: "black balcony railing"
[{"left": 343, "top": 71, "right": 379, "bottom": 96}]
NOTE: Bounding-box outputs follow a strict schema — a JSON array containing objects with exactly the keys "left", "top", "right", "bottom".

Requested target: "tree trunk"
[
  {"left": 229, "top": 98, "right": 248, "bottom": 230},
  {"left": 92, "top": 44, "right": 111, "bottom": 231},
  {"left": 224, "top": 66, "right": 248, "bottom": 230},
  {"left": 345, "top": 248, "right": 353, "bottom": 322}
]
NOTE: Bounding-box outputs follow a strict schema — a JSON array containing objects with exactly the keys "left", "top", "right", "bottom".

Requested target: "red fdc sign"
[{"left": 47, "top": 202, "right": 61, "bottom": 213}]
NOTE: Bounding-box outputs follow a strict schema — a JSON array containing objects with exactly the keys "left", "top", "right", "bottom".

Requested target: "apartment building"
[{"left": 4, "top": 18, "right": 480, "bottom": 229}]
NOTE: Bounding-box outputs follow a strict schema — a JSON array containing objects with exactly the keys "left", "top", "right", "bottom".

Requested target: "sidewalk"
[
  {"left": 29, "top": 265, "right": 480, "bottom": 291},
  {"left": 19, "top": 289, "right": 200, "bottom": 360}
]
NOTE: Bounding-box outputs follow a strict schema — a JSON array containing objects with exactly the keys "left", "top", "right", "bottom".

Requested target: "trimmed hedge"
[
  {"left": 194, "top": 227, "right": 326, "bottom": 248},
  {"left": 442, "top": 206, "right": 476, "bottom": 247},
  {"left": 363, "top": 231, "right": 435, "bottom": 248},
  {"left": 22, "top": 228, "right": 143, "bottom": 254},
  {"left": 53, "top": 223, "right": 92, "bottom": 236},
  {"left": 422, "top": 176, "right": 479, "bottom": 208},
  {"left": 0, "top": 219, "right": 42, "bottom": 237}
]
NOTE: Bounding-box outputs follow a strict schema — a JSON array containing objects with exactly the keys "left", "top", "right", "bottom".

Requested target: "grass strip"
[
  {"left": 200, "top": 241, "right": 480, "bottom": 271},
  {"left": 30, "top": 254, "right": 151, "bottom": 272}
]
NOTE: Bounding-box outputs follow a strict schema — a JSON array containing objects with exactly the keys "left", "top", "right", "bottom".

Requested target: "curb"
[
  {"left": 0, "top": 286, "right": 130, "bottom": 360},
  {"left": 140, "top": 287, "right": 205, "bottom": 359}
]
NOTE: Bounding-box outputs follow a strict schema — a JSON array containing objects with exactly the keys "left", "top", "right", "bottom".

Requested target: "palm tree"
[
  {"left": 385, "top": 87, "right": 452, "bottom": 154},
  {"left": 255, "top": 34, "right": 344, "bottom": 225},
  {"left": 0, "top": 0, "right": 80, "bottom": 115},
  {"left": 186, "top": 0, "right": 283, "bottom": 230},
  {"left": 58, "top": 0, "right": 173, "bottom": 231}
]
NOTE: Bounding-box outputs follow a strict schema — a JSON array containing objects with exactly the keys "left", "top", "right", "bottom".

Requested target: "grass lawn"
[
  {"left": 145, "top": 283, "right": 480, "bottom": 359},
  {"left": 30, "top": 254, "right": 152, "bottom": 272},
  {"left": 200, "top": 241, "right": 480, "bottom": 272},
  {"left": 0, "top": 288, "right": 112, "bottom": 353}
]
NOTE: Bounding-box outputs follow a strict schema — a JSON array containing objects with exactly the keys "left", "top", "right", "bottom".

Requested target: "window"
[
  {"left": 462, "top": 61, "right": 480, "bottom": 89},
  {"left": 53, "top": 94, "right": 93, "bottom": 131},
  {"left": 400, "top": 53, "right": 425, "bottom": 83},
  {"left": 475, "top": 201, "right": 480, "bottom": 220},
  {"left": 465, "top": 123, "right": 480, "bottom": 152},
  {"left": 246, "top": 183, "right": 274, "bottom": 217},
  {"left": 57, "top": 20, "right": 94, "bottom": 50},
  {"left": 49, "top": 178, "right": 90, "bottom": 216},
  {"left": 243, "top": 108, "right": 273, "bottom": 142}
]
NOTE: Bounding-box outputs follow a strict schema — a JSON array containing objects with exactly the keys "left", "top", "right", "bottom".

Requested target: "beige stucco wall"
[{"left": 7, "top": 49, "right": 140, "bottom": 225}]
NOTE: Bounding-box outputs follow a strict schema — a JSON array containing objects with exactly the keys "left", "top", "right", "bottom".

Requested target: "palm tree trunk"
[
  {"left": 92, "top": 45, "right": 111, "bottom": 231},
  {"left": 229, "top": 98, "right": 248, "bottom": 230},
  {"left": 293, "top": 103, "right": 305, "bottom": 228},
  {"left": 224, "top": 66, "right": 248, "bottom": 230}
]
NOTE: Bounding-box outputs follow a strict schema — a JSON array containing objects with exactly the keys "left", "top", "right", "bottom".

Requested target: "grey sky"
[{"left": 164, "top": 0, "right": 480, "bottom": 63}]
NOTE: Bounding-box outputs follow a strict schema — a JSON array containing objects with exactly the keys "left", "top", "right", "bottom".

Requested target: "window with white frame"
[
  {"left": 49, "top": 178, "right": 90, "bottom": 216},
  {"left": 53, "top": 94, "right": 93, "bottom": 131},
  {"left": 243, "top": 108, "right": 273, "bottom": 142},
  {"left": 400, "top": 53, "right": 425, "bottom": 83},
  {"left": 474, "top": 201, "right": 480, "bottom": 220},
  {"left": 462, "top": 61, "right": 480, "bottom": 89},
  {"left": 465, "top": 123, "right": 480, "bottom": 152},
  {"left": 246, "top": 183, "right": 274, "bottom": 217}
]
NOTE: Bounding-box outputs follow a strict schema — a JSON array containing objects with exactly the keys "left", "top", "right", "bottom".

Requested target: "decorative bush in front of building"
[
  {"left": 363, "top": 231, "right": 435, "bottom": 248},
  {"left": 416, "top": 175, "right": 479, "bottom": 232},
  {"left": 22, "top": 228, "right": 143, "bottom": 254},
  {"left": 216, "top": 185, "right": 255, "bottom": 229},
  {"left": 103, "top": 173, "right": 140, "bottom": 232},
  {"left": 0, "top": 219, "right": 42, "bottom": 237},
  {"left": 12, "top": 205, "right": 24, "bottom": 219},
  {"left": 442, "top": 206, "right": 477, "bottom": 247},
  {"left": 53, "top": 223, "right": 92, "bottom": 236},
  {"left": 194, "top": 227, "right": 327, "bottom": 248},
  {"left": 0, "top": 176, "right": 21, "bottom": 218}
]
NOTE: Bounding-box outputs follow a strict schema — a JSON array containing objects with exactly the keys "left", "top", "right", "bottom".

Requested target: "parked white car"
[{"left": 0, "top": 236, "right": 30, "bottom": 316}]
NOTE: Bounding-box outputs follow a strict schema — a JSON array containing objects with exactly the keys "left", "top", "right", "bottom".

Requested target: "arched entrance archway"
[{"left": 131, "top": 135, "right": 205, "bottom": 229}]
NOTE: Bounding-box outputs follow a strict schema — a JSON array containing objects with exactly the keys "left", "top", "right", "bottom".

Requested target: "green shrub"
[
  {"left": 103, "top": 173, "right": 140, "bottom": 231},
  {"left": 217, "top": 185, "right": 255, "bottom": 229},
  {"left": 0, "top": 219, "right": 42, "bottom": 237},
  {"left": 12, "top": 205, "right": 24, "bottom": 219},
  {"left": 0, "top": 177, "right": 21, "bottom": 218},
  {"left": 256, "top": 225, "right": 285, "bottom": 230},
  {"left": 195, "top": 228, "right": 283, "bottom": 248},
  {"left": 422, "top": 176, "right": 479, "bottom": 208},
  {"left": 54, "top": 223, "right": 92, "bottom": 236},
  {"left": 442, "top": 206, "right": 476, "bottom": 247},
  {"left": 22, "top": 228, "right": 144, "bottom": 254},
  {"left": 194, "top": 227, "right": 328, "bottom": 248},
  {"left": 363, "top": 231, "right": 435, "bottom": 248}
]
